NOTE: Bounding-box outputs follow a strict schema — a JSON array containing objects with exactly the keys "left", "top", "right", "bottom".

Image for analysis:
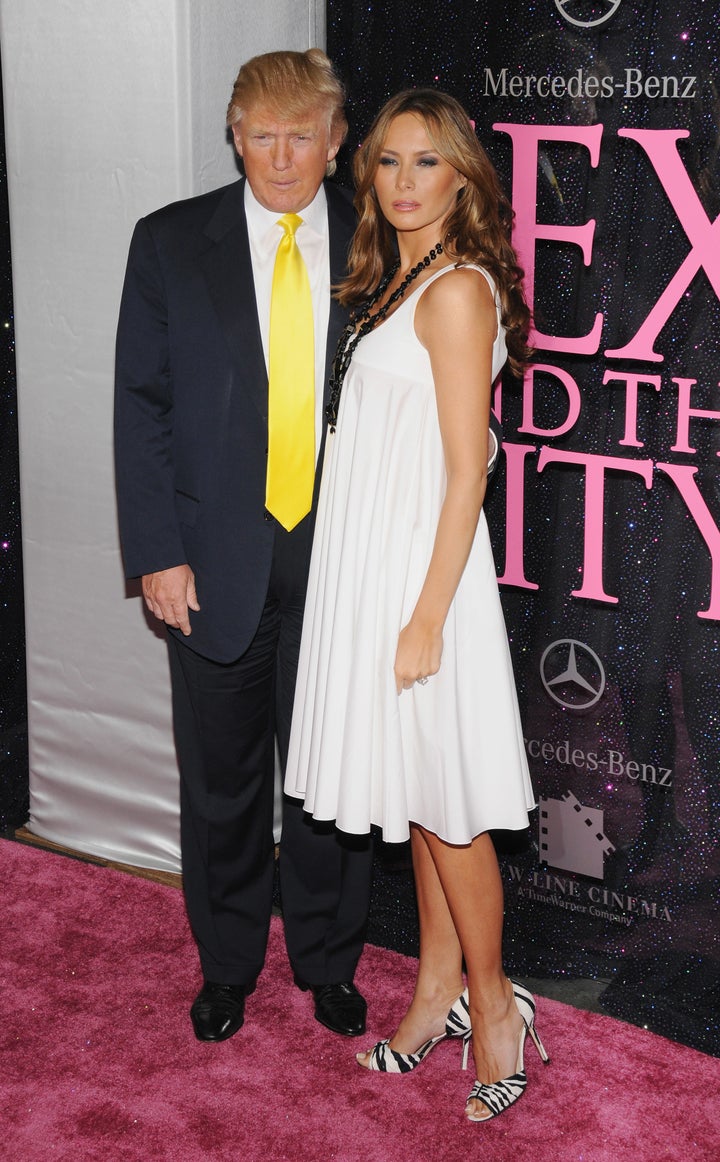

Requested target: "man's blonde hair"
[{"left": 226, "top": 49, "right": 347, "bottom": 176}]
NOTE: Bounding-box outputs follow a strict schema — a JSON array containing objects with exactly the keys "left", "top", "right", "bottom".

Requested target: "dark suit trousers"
[{"left": 167, "top": 517, "right": 373, "bottom": 987}]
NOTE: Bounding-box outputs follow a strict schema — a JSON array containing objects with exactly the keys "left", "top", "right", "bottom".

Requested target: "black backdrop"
[
  {"left": 329, "top": 0, "right": 719, "bottom": 1055},
  {"left": 0, "top": 57, "right": 28, "bottom": 837}
]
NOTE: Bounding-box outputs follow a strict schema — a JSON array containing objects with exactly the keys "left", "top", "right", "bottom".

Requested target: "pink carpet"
[{"left": 1, "top": 839, "right": 717, "bottom": 1161}]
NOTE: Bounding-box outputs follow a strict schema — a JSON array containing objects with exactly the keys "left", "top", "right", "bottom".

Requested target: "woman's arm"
[{"left": 393, "top": 267, "right": 497, "bottom": 693}]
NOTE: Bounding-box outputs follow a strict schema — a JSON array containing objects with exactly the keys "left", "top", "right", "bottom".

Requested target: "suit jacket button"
[{"left": 264, "top": 508, "right": 273, "bottom": 523}]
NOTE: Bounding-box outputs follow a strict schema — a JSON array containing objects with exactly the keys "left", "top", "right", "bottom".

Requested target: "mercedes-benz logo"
[
  {"left": 540, "top": 639, "right": 606, "bottom": 709},
  {"left": 554, "top": 1, "right": 622, "bottom": 29}
]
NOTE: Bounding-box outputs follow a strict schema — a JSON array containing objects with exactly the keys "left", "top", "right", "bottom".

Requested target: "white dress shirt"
[{"left": 244, "top": 181, "right": 331, "bottom": 463}]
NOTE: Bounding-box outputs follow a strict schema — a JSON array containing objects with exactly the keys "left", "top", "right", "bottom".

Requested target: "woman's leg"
[
  {"left": 420, "top": 828, "right": 523, "bottom": 1117},
  {"left": 358, "top": 823, "right": 524, "bottom": 1114},
  {"left": 357, "top": 823, "right": 465, "bottom": 1061}
]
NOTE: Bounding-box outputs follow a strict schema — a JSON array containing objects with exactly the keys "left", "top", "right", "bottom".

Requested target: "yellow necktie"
[{"left": 266, "top": 213, "right": 315, "bottom": 531}]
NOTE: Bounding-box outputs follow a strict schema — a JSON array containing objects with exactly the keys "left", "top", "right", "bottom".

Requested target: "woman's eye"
[
  {"left": 378, "top": 156, "right": 397, "bottom": 166},
  {"left": 419, "top": 157, "right": 438, "bottom": 167}
]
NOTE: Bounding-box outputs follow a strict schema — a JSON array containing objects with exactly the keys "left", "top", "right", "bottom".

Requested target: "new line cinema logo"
[{"left": 507, "top": 792, "right": 672, "bottom": 924}]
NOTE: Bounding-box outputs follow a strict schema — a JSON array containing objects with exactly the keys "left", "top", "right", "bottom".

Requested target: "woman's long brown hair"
[{"left": 337, "top": 89, "right": 532, "bottom": 375}]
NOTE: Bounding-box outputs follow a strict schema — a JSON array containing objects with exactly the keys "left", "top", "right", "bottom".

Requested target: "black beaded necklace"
[{"left": 326, "top": 242, "right": 444, "bottom": 430}]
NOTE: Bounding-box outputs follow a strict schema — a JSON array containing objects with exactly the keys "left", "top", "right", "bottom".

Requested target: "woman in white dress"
[{"left": 285, "top": 90, "right": 547, "bottom": 1121}]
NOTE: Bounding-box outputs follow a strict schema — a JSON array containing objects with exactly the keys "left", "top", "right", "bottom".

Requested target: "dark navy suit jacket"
[{"left": 114, "top": 178, "right": 355, "bottom": 663}]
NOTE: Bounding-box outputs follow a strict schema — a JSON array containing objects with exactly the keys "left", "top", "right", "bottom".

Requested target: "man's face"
[{"left": 233, "top": 103, "right": 341, "bottom": 213}]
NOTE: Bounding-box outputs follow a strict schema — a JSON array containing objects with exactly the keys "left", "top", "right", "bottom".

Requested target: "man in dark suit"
[{"left": 114, "top": 50, "right": 372, "bottom": 1042}]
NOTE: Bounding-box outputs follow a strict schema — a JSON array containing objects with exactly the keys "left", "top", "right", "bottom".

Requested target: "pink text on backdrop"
[
  {"left": 494, "top": 122, "right": 720, "bottom": 360},
  {"left": 492, "top": 122, "right": 720, "bottom": 619}
]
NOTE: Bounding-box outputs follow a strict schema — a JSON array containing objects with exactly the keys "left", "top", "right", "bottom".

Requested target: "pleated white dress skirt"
[{"left": 285, "top": 266, "right": 535, "bottom": 844}]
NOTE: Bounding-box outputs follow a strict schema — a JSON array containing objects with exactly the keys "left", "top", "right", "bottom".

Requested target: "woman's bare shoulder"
[{"left": 416, "top": 265, "right": 497, "bottom": 346}]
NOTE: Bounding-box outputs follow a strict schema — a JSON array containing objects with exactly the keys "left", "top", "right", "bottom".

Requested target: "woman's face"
[{"left": 373, "top": 112, "right": 466, "bottom": 241}]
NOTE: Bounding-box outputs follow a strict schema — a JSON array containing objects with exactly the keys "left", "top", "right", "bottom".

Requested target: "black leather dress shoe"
[
  {"left": 190, "top": 980, "right": 255, "bottom": 1042},
  {"left": 295, "top": 977, "right": 367, "bottom": 1037}
]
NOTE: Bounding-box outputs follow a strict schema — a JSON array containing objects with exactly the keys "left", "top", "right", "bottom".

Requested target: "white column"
[{"left": 1, "top": 0, "right": 324, "bottom": 870}]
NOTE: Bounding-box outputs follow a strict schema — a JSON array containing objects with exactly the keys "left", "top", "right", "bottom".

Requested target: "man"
[{"left": 114, "top": 50, "right": 372, "bottom": 1042}]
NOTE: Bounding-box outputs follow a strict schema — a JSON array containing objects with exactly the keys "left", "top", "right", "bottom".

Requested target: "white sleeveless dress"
[{"left": 285, "top": 265, "right": 535, "bottom": 844}]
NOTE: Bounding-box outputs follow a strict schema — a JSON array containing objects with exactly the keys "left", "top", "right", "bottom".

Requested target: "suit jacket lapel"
[
  {"left": 311, "top": 183, "right": 356, "bottom": 496},
  {"left": 324, "top": 183, "right": 355, "bottom": 408},
  {"left": 199, "top": 179, "right": 268, "bottom": 422}
]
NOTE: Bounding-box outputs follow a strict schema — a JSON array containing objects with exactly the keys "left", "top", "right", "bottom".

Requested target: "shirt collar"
[{"left": 244, "top": 180, "right": 328, "bottom": 250}]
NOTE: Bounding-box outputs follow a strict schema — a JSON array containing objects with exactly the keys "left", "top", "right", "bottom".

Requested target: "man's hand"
[{"left": 142, "top": 565, "right": 200, "bottom": 636}]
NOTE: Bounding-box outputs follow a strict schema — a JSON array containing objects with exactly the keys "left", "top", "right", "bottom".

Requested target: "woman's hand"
[{"left": 394, "top": 616, "right": 443, "bottom": 693}]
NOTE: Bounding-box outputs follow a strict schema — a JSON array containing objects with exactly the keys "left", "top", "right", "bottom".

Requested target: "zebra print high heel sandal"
[
  {"left": 465, "top": 984, "right": 549, "bottom": 1122},
  {"left": 357, "top": 988, "right": 472, "bottom": 1073}
]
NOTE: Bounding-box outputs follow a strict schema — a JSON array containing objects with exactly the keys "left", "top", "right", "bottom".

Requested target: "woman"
[{"left": 285, "top": 89, "right": 546, "bottom": 1122}]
